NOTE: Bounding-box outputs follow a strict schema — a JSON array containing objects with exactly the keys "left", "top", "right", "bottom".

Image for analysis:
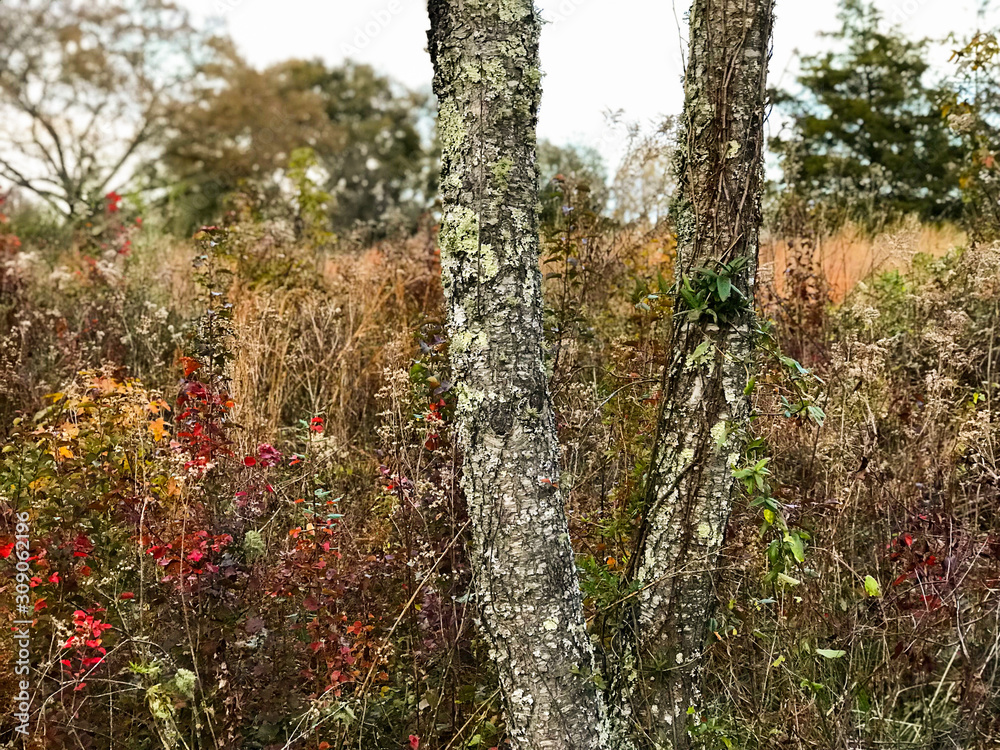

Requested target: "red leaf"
[
  {"left": 48, "top": 572, "right": 60, "bottom": 584},
  {"left": 903, "top": 533, "right": 913, "bottom": 547},
  {"left": 243, "top": 456, "right": 257, "bottom": 467},
  {"left": 0, "top": 542, "right": 13, "bottom": 558},
  {"left": 258, "top": 443, "right": 282, "bottom": 467},
  {"left": 303, "top": 596, "right": 320, "bottom": 612},
  {"left": 120, "top": 592, "right": 135, "bottom": 600},
  {"left": 34, "top": 598, "right": 47, "bottom": 612},
  {"left": 180, "top": 357, "right": 202, "bottom": 378},
  {"left": 73, "top": 534, "right": 93, "bottom": 558},
  {"left": 409, "top": 735, "right": 420, "bottom": 750}
]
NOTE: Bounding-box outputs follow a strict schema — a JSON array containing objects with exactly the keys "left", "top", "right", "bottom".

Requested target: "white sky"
[{"left": 176, "top": 0, "right": 992, "bottom": 170}]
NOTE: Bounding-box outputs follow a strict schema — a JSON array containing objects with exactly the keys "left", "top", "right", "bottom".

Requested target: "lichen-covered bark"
[
  {"left": 620, "top": 1, "right": 775, "bottom": 747},
  {"left": 427, "top": 3, "right": 608, "bottom": 749}
]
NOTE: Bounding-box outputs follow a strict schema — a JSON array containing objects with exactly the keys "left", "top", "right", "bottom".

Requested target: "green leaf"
[
  {"left": 780, "top": 356, "right": 810, "bottom": 376},
  {"left": 690, "top": 339, "right": 713, "bottom": 363},
  {"left": 816, "top": 648, "right": 846, "bottom": 659},
  {"left": 776, "top": 572, "right": 801, "bottom": 587},
  {"left": 785, "top": 531, "right": 806, "bottom": 563},
  {"left": 863, "top": 575, "right": 881, "bottom": 597},
  {"left": 807, "top": 404, "right": 826, "bottom": 426},
  {"left": 716, "top": 275, "right": 732, "bottom": 301}
]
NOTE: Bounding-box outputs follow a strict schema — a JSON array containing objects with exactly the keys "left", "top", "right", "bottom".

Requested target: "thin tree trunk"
[
  {"left": 427, "top": 3, "right": 608, "bottom": 749},
  {"left": 623, "top": 1, "right": 775, "bottom": 747}
]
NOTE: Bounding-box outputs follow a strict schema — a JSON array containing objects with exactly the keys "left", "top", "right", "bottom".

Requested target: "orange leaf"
[
  {"left": 180, "top": 357, "right": 202, "bottom": 378},
  {"left": 148, "top": 418, "right": 166, "bottom": 442}
]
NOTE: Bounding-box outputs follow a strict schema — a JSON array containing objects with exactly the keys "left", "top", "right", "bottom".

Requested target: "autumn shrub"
[
  {"left": 0, "top": 194, "right": 194, "bottom": 434},
  {"left": 7, "top": 147, "right": 998, "bottom": 750},
  {"left": 701, "top": 240, "right": 1000, "bottom": 749}
]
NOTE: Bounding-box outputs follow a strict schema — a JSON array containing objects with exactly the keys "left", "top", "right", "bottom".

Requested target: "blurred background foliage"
[{"left": 1, "top": 0, "right": 1000, "bottom": 748}]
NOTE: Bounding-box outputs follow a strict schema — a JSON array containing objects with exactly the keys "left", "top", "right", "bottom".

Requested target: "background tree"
[
  {"left": 945, "top": 21, "right": 1000, "bottom": 241},
  {"left": 159, "top": 54, "right": 339, "bottom": 232},
  {"left": 163, "top": 57, "right": 430, "bottom": 235},
  {"left": 773, "top": 0, "right": 964, "bottom": 227},
  {"left": 537, "top": 140, "right": 609, "bottom": 223},
  {"left": 288, "top": 60, "right": 431, "bottom": 234},
  {"left": 609, "top": 118, "right": 678, "bottom": 226},
  {"left": 622, "top": 0, "right": 775, "bottom": 747},
  {"left": 0, "top": 0, "right": 218, "bottom": 218},
  {"left": 427, "top": 1, "right": 609, "bottom": 748}
]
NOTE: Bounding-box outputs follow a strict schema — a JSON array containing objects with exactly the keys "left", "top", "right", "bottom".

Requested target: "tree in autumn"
[
  {"left": 426, "top": 2, "right": 609, "bottom": 748},
  {"left": 0, "top": 0, "right": 219, "bottom": 218},
  {"left": 619, "top": 0, "right": 776, "bottom": 747}
]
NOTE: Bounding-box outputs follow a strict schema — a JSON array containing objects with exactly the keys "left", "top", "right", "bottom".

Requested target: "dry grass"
[
  {"left": 228, "top": 228, "right": 442, "bottom": 452},
  {"left": 761, "top": 220, "right": 966, "bottom": 302}
]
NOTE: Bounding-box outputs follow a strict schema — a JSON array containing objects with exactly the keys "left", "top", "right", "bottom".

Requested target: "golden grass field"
[{"left": 760, "top": 221, "right": 966, "bottom": 302}]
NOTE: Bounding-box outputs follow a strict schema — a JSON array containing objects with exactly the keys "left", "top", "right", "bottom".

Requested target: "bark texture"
[
  {"left": 622, "top": 1, "right": 775, "bottom": 747},
  {"left": 427, "top": 3, "right": 608, "bottom": 749}
]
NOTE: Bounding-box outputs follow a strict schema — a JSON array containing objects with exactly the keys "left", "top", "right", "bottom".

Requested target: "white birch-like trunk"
[
  {"left": 616, "top": 2, "right": 776, "bottom": 748},
  {"left": 427, "top": 3, "right": 609, "bottom": 749}
]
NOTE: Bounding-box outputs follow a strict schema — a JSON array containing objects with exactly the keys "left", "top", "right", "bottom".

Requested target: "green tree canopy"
[
  {"left": 772, "top": 0, "right": 964, "bottom": 226},
  {"left": 162, "top": 56, "right": 430, "bottom": 235}
]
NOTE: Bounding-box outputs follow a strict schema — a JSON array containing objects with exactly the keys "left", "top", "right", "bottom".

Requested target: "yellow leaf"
[
  {"left": 58, "top": 446, "right": 75, "bottom": 459},
  {"left": 148, "top": 418, "right": 166, "bottom": 442}
]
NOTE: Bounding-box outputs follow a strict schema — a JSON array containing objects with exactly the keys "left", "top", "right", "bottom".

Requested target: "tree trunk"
[
  {"left": 624, "top": 1, "right": 775, "bottom": 747},
  {"left": 427, "top": 3, "right": 608, "bottom": 749}
]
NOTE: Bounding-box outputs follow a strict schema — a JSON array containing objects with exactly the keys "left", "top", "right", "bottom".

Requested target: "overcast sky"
[{"left": 176, "top": 0, "right": 991, "bottom": 170}]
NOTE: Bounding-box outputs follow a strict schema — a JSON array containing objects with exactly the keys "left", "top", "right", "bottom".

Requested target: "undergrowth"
[{"left": 2, "top": 171, "right": 998, "bottom": 748}]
